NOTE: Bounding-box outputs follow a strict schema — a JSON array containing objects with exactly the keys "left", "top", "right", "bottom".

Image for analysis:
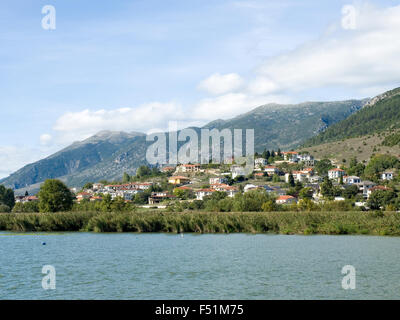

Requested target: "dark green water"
[{"left": 0, "top": 232, "right": 399, "bottom": 299}]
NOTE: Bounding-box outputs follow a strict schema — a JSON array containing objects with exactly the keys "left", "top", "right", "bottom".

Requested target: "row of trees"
[{"left": 166, "top": 189, "right": 359, "bottom": 213}]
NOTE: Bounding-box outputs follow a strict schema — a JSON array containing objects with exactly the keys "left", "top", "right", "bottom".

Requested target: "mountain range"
[{"left": 2, "top": 92, "right": 391, "bottom": 193}]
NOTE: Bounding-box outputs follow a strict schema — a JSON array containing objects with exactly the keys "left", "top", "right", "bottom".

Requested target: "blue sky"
[{"left": 1, "top": 0, "right": 400, "bottom": 178}]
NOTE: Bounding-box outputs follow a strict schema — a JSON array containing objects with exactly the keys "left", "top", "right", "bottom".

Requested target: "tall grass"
[{"left": 0, "top": 211, "right": 399, "bottom": 235}]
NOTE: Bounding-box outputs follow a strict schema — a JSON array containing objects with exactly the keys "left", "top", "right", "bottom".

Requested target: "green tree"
[
  {"left": 232, "top": 189, "right": 272, "bottom": 212},
  {"left": 315, "top": 159, "right": 333, "bottom": 176},
  {"left": 320, "top": 176, "right": 334, "bottom": 199},
  {"left": 262, "top": 200, "right": 278, "bottom": 212},
  {"left": 0, "top": 185, "right": 15, "bottom": 209},
  {"left": 122, "top": 172, "right": 131, "bottom": 183},
  {"left": 111, "top": 197, "right": 127, "bottom": 212},
  {"left": 136, "top": 165, "right": 152, "bottom": 178},
  {"left": 364, "top": 154, "right": 399, "bottom": 180},
  {"left": 38, "top": 179, "right": 74, "bottom": 212},
  {"left": 288, "top": 173, "right": 295, "bottom": 187},
  {"left": 82, "top": 182, "right": 94, "bottom": 190},
  {"left": 299, "top": 187, "right": 313, "bottom": 199},
  {"left": 101, "top": 194, "right": 113, "bottom": 211},
  {"left": 367, "top": 189, "right": 396, "bottom": 210},
  {"left": 343, "top": 185, "right": 359, "bottom": 199},
  {"left": 272, "top": 174, "right": 280, "bottom": 183}
]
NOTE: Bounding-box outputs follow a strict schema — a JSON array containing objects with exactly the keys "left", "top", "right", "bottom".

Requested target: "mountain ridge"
[{"left": 0, "top": 98, "right": 369, "bottom": 191}]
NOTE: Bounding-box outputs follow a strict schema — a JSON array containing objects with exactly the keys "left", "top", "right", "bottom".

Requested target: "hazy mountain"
[
  {"left": 0, "top": 131, "right": 144, "bottom": 190},
  {"left": 0, "top": 98, "right": 367, "bottom": 191}
]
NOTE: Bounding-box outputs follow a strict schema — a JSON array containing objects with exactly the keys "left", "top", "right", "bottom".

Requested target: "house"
[
  {"left": 343, "top": 176, "right": 361, "bottom": 184},
  {"left": 309, "top": 175, "right": 323, "bottom": 183},
  {"left": 175, "top": 164, "right": 201, "bottom": 173},
  {"left": 285, "top": 170, "right": 312, "bottom": 183},
  {"left": 15, "top": 195, "right": 39, "bottom": 203},
  {"left": 282, "top": 151, "right": 299, "bottom": 162},
  {"left": 298, "top": 154, "right": 315, "bottom": 166},
  {"left": 355, "top": 181, "right": 376, "bottom": 198},
  {"left": 209, "top": 177, "right": 228, "bottom": 185},
  {"left": 231, "top": 165, "right": 246, "bottom": 179},
  {"left": 328, "top": 168, "right": 346, "bottom": 180},
  {"left": 255, "top": 158, "right": 268, "bottom": 167},
  {"left": 264, "top": 166, "right": 280, "bottom": 176},
  {"left": 148, "top": 192, "right": 175, "bottom": 204},
  {"left": 381, "top": 171, "right": 394, "bottom": 180},
  {"left": 195, "top": 188, "right": 216, "bottom": 200},
  {"left": 161, "top": 166, "right": 176, "bottom": 173},
  {"left": 168, "top": 176, "right": 191, "bottom": 185},
  {"left": 211, "top": 184, "right": 239, "bottom": 197},
  {"left": 90, "top": 196, "right": 103, "bottom": 202},
  {"left": 244, "top": 184, "right": 258, "bottom": 192},
  {"left": 76, "top": 192, "right": 92, "bottom": 202},
  {"left": 276, "top": 195, "right": 297, "bottom": 205},
  {"left": 334, "top": 197, "right": 346, "bottom": 201},
  {"left": 367, "top": 186, "right": 392, "bottom": 198},
  {"left": 254, "top": 172, "right": 265, "bottom": 178},
  {"left": 92, "top": 183, "right": 104, "bottom": 191}
]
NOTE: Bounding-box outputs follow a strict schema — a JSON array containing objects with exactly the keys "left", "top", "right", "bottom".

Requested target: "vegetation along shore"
[{"left": 1, "top": 210, "right": 400, "bottom": 236}]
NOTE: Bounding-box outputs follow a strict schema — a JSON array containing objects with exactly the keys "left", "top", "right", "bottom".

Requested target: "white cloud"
[
  {"left": 53, "top": 102, "right": 192, "bottom": 143},
  {"left": 198, "top": 73, "right": 244, "bottom": 95},
  {"left": 40, "top": 134, "right": 53, "bottom": 146},
  {"left": 247, "top": 4, "right": 400, "bottom": 95},
  {"left": 193, "top": 92, "right": 291, "bottom": 120}
]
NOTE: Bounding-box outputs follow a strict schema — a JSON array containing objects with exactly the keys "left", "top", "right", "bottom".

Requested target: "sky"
[{"left": 1, "top": 0, "right": 400, "bottom": 178}]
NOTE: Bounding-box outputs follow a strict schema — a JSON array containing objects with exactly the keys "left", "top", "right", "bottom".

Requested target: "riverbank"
[{"left": 1, "top": 211, "right": 400, "bottom": 235}]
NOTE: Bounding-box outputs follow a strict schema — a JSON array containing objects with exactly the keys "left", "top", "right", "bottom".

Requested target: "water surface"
[{"left": 1, "top": 232, "right": 399, "bottom": 299}]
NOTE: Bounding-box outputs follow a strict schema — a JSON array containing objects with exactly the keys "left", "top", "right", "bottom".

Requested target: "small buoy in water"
[{"left": 42, "top": 242, "right": 46, "bottom": 245}]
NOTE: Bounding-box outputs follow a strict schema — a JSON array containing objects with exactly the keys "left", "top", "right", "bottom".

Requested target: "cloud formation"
[
  {"left": 198, "top": 73, "right": 244, "bottom": 95},
  {"left": 47, "top": 4, "right": 400, "bottom": 147},
  {"left": 248, "top": 4, "right": 400, "bottom": 95}
]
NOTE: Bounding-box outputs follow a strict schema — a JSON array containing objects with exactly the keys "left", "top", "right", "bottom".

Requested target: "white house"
[
  {"left": 282, "top": 151, "right": 298, "bottom": 162},
  {"left": 381, "top": 171, "right": 394, "bottom": 180},
  {"left": 285, "top": 170, "right": 312, "bottom": 183},
  {"left": 343, "top": 176, "right": 361, "bottom": 184},
  {"left": 176, "top": 163, "right": 201, "bottom": 173},
  {"left": 92, "top": 183, "right": 104, "bottom": 191},
  {"left": 231, "top": 165, "right": 246, "bottom": 179},
  {"left": 195, "top": 188, "right": 216, "bottom": 200},
  {"left": 355, "top": 181, "right": 376, "bottom": 198},
  {"left": 244, "top": 184, "right": 258, "bottom": 192},
  {"left": 328, "top": 168, "right": 346, "bottom": 180},
  {"left": 264, "top": 166, "right": 280, "bottom": 176},
  {"left": 209, "top": 177, "right": 228, "bottom": 185},
  {"left": 255, "top": 158, "right": 268, "bottom": 167},
  {"left": 211, "top": 184, "right": 239, "bottom": 198}
]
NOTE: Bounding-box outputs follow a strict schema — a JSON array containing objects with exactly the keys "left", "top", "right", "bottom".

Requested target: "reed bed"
[{"left": 0, "top": 211, "right": 399, "bottom": 235}]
